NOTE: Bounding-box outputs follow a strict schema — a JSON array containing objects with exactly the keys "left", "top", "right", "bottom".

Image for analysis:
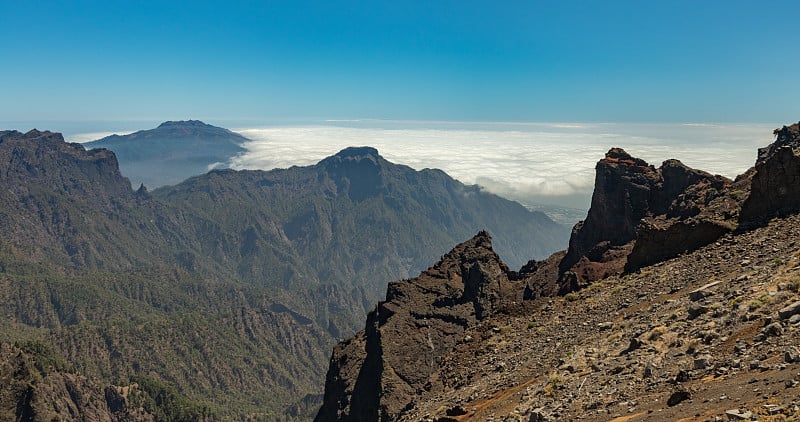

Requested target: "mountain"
[
  {"left": 84, "top": 120, "right": 248, "bottom": 188},
  {"left": 317, "top": 121, "right": 800, "bottom": 421},
  {"left": 0, "top": 129, "right": 334, "bottom": 419},
  {"left": 153, "top": 146, "right": 568, "bottom": 337},
  {"left": 0, "top": 129, "right": 567, "bottom": 420}
]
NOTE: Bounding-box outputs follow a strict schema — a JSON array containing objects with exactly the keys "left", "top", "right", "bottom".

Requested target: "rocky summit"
[{"left": 317, "top": 121, "right": 800, "bottom": 421}]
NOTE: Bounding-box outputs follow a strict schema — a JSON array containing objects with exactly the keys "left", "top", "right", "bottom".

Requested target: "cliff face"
[
  {"left": 0, "top": 129, "right": 160, "bottom": 269},
  {"left": 740, "top": 122, "right": 800, "bottom": 224},
  {"left": 554, "top": 148, "right": 737, "bottom": 291},
  {"left": 315, "top": 232, "right": 520, "bottom": 421},
  {"left": 0, "top": 130, "right": 135, "bottom": 208}
]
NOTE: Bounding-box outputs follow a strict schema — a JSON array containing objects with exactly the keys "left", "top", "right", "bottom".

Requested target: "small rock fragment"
[
  {"left": 598, "top": 322, "right": 614, "bottom": 331},
  {"left": 785, "top": 347, "right": 800, "bottom": 363},
  {"left": 725, "top": 409, "right": 754, "bottom": 420},
  {"left": 667, "top": 390, "right": 691, "bottom": 406},
  {"left": 688, "top": 303, "right": 709, "bottom": 320},
  {"left": 765, "top": 322, "right": 784, "bottom": 337},
  {"left": 694, "top": 356, "right": 712, "bottom": 370},
  {"left": 779, "top": 300, "right": 800, "bottom": 320},
  {"left": 529, "top": 409, "right": 548, "bottom": 422}
]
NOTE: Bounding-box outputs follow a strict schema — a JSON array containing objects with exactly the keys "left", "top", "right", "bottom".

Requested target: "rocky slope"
[
  {"left": 0, "top": 341, "right": 160, "bottom": 421},
  {"left": 373, "top": 214, "right": 800, "bottom": 421},
  {"left": 317, "top": 121, "right": 800, "bottom": 421},
  {"left": 84, "top": 120, "right": 248, "bottom": 188}
]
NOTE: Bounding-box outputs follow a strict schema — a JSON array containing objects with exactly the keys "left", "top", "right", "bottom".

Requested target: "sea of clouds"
[{"left": 227, "top": 121, "right": 775, "bottom": 209}]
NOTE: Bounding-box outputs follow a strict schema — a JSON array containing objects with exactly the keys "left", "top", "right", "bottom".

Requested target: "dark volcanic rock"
[
  {"left": 315, "top": 232, "right": 520, "bottom": 421},
  {"left": 555, "top": 148, "right": 736, "bottom": 289},
  {"left": 740, "top": 122, "right": 800, "bottom": 225},
  {"left": 560, "top": 148, "right": 659, "bottom": 274},
  {"left": 757, "top": 122, "right": 800, "bottom": 165},
  {"left": 626, "top": 218, "right": 732, "bottom": 272}
]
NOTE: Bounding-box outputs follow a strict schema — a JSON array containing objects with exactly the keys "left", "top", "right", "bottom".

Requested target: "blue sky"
[{"left": 2, "top": 0, "right": 799, "bottom": 123}]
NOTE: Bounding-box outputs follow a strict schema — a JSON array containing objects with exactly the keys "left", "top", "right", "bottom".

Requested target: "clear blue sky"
[{"left": 2, "top": 0, "right": 798, "bottom": 123}]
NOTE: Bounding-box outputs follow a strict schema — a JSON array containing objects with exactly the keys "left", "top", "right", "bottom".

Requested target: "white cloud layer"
[
  {"left": 229, "top": 122, "right": 774, "bottom": 209},
  {"left": 67, "top": 131, "right": 134, "bottom": 143}
]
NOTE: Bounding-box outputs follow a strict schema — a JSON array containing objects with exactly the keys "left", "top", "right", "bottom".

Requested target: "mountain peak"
[
  {"left": 317, "top": 147, "right": 385, "bottom": 201},
  {"left": 156, "top": 120, "right": 212, "bottom": 129},
  {"left": 84, "top": 121, "right": 249, "bottom": 188},
  {"left": 603, "top": 147, "right": 649, "bottom": 167},
  {"left": 333, "top": 146, "right": 380, "bottom": 160}
]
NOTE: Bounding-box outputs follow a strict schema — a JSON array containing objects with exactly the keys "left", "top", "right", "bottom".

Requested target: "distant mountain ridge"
[
  {"left": 84, "top": 120, "right": 248, "bottom": 188},
  {"left": 0, "top": 127, "right": 567, "bottom": 420}
]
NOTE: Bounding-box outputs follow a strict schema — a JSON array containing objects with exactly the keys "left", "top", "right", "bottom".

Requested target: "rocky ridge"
[
  {"left": 317, "top": 121, "right": 800, "bottom": 421},
  {"left": 316, "top": 232, "right": 522, "bottom": 421},
  {"left": 740, "top": 122, "right": 800, "bottom": 225}
]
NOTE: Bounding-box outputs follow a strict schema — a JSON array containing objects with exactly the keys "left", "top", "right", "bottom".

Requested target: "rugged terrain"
[
  {"left": 0, "top": 127, "right": 566, "bottom": 420},
  {"left": 317, "top": 122, "right": 800, "bottom": 421}
]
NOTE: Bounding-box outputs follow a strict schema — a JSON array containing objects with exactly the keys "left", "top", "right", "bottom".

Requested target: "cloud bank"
[
  {"left": 67, "top": 131, "right": 134, "bottom": 143},
  {"left": 229, "top": 122, "right": 773, "bottom": 209}
]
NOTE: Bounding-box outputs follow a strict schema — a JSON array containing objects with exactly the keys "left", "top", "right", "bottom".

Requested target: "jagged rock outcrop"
[
  {"left": 544, "top": 148, "right": 739, "bottom": 291},
  {"left": 560, "top": 148, "right": 660, "bottom": 273},
  {"left": 740, "top": 122, "right": 800, "bottom": 225},
  {"left": 757, "top": 122, "right": 800, "bottom": 165},
  {"left": 315, "top": 232, "right": 521, "bottom": 421}
]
